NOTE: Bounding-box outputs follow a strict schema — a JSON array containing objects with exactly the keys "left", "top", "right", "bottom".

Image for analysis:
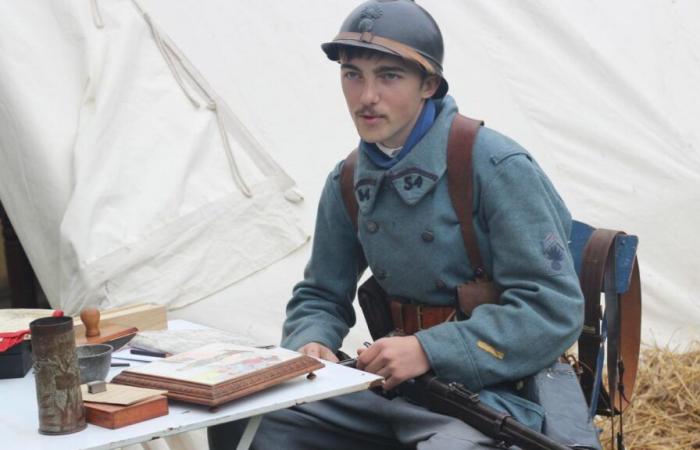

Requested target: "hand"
[
  {"left": 298, "top": 342, "right": 339, "bottom": 363},
  {"left": 356, "top": 336, "right": 430, "bottom": 390}
]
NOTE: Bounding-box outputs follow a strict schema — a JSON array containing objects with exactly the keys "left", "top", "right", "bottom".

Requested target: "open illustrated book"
[{"left": 112, "top": 342, "right": 324, "bottom": 407}]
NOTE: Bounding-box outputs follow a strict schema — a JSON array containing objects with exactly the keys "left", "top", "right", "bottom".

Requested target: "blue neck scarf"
[{"left": 362, "top": 99, "right": 437, "bottom": 169}]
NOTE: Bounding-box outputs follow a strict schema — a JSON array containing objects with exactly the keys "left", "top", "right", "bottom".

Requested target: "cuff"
[{"left": 415, "top": 322, "right": 483, "bottom": 391}]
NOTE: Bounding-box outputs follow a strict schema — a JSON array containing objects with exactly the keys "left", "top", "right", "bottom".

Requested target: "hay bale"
[{"left": 596, "top": 342, "right": 700, "bottom": 450}]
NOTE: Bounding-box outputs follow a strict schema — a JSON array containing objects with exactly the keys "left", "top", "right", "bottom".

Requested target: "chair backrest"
[
  {"left": 569, "top": 220, "right": 639, "bottom": 293},
  {"left": 568, "top": 220, "right": 642, "bottom": 417}
]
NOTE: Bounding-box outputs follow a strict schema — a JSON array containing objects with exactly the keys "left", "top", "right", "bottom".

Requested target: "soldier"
[{"left": 209, "top": 0, "right": 584, "bottom": 448}]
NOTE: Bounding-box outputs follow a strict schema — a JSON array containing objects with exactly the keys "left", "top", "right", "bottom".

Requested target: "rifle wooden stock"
[{"left": 398, "top": 375, "right": 572, "bottom": 450}]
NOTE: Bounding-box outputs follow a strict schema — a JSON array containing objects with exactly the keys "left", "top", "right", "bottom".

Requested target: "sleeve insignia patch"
[{"left": 542, "top": 232, "right": 565, "bottom": 272}]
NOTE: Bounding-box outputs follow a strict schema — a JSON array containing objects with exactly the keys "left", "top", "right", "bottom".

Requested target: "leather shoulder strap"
[
  {"left": 340, "top": 148, "right": 359, "bottom": 230},
  {"left": 447, "top": 114, "right": 486, "bottom": 279}
]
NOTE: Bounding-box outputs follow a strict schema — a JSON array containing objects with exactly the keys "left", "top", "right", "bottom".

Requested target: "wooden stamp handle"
[{"left": 81, "top": 307, "right": 101, "bottom": 337}]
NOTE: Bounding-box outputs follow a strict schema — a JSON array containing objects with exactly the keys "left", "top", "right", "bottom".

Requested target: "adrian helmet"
[{"left": 322, "top": 0, "right": 448, "bottom": 98}]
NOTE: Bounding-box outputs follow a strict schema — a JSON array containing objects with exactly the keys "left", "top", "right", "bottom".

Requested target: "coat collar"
[{"left": 353, "top": 96, "right": 459, "bottom": 213}]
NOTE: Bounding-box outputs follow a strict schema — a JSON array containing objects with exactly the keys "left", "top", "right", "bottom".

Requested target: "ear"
[{"left": 420, "top": 75, "right": 441, "bottom": 99}]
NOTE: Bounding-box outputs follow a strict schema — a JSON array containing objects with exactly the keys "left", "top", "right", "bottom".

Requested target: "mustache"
[{"left": 355, "top": 108, "right": 385, "bottom": 117}]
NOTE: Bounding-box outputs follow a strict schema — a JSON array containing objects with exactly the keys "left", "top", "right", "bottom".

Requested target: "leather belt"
[
  {"left": 388, "top": 298, "right": 456, "bottom": 335},
  {"left": 578, "top": 229, "right": 641, "bottom": 414}
]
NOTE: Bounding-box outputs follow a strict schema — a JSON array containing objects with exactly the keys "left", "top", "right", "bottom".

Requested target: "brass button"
[
  {"left": 366, "top": 221, "right": 379, "bottom": 233},
  {"left": 421, "top": 230, "right": 434, "bottom": 242}
]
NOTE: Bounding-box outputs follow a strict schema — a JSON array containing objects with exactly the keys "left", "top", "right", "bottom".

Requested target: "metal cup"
[
  {"left": 76, "top": 343, "right": 113, "bottom": 384},
  {"left": 29, "top": 316, "right": 86, "bottom": 435}
]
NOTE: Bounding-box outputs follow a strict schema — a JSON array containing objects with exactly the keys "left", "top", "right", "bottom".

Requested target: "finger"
[
  {"left": 302, "top": 345, "right": 320, "bottom": 359},
  {"left": 383, "top": 374, "right": 404, "bottom": 391},
  {"left": 363, "top": 352, "right": 387, "bottom": 375},
  {"left": 376, "top": 366, "right": 392, "bottom": 380},
  {"left": 356, "top": 347, "right": 366, "bottom": 356},
  {"left": 356, "top": 343, "right": 380, "bottom": 370},
  {"left": 320, "top": 347, "right": 339, "bottom": 363}
]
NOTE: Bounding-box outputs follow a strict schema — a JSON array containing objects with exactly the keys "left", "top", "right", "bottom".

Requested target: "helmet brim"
[{"left": 321, "top": 40, "right": 448, "bottom": 98}]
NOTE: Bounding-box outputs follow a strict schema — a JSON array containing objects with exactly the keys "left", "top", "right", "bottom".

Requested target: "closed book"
[
  {"left": 0, "top": 340, "right": 32, "bottom": 379},
  {"left": 112, "top": 343, "right": 324, "bottom": 407},
  {"left": 84, "top": 395, "right": 168, "bottom": 429}
]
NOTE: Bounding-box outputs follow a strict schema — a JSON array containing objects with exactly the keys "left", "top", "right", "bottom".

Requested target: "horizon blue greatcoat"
[{"left": 281, "top": 96, "right": 584, "bottom": 430}]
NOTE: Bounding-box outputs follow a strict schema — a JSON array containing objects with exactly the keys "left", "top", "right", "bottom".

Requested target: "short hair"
[
  {"left": 338, "top": 45, "right": 385, "bottom": 62},
  {"left": 337, "top": 46, "right": 429, "bottom": 81}
]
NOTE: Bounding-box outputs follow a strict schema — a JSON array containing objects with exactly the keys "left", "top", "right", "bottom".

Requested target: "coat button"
[
  {"left": 435, "top": 279, "right": 447, "bottom": 290},
  {"left": 375, "top": 269, "right": 387, "bottom": 280},
  {"left": 366, "top": 221, "right": 379, "bottom": 233},
  {"left": 421, "top": 230, "right": 434, "bottom": 242}
]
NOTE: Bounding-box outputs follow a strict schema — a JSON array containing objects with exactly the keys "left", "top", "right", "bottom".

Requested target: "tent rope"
[
  {"left": 142, "top": 13, "right": 201, "bottom": 108},
  {"left": 89, "top": 0, "right": 253, "bottom": 198},
  {"left": 147, "top": 32, "right": 254, "bottom": 198},
  {"left": 90, "top": 0, "right": 104, "bottom": 29}
]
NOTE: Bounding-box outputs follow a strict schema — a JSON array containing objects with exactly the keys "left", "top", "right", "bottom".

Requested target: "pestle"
[
  {"left": 81, "top": 307, "right": 101, "bottom": 338},
  {"left": 77, "top": 307, "right": 137, "bottom": 350}
]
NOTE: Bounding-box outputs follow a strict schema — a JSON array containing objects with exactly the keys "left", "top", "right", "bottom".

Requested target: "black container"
[{"left": 0, "top": 339, "right": 32, "bottom": 379}]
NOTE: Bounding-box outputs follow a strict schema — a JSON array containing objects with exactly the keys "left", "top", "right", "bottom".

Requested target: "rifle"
[{"left": 339, "top": 358, "right": 572, "bottom": 450}]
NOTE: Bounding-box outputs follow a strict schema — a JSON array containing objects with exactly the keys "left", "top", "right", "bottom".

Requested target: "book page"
[
  {"left": 130, "top": 328, "right": 256, "bottom": 355},
  {"left": 123, "top": 342, "right": 301, "bottom": 386}
]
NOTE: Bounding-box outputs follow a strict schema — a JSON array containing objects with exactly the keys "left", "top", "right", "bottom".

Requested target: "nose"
[{"left": 360, "top": 79, "right": 380, "bottom": 105}]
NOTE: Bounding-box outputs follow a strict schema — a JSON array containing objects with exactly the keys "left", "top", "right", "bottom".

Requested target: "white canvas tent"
[
  {"left": 138, "top": 0, "right": 700, "bottom": 350},
  {"left": 1, "top": 1, "right": 699, "bottom": 448},
  {"left": 1, "top": 0, "right": 699, "bottom": 371}
]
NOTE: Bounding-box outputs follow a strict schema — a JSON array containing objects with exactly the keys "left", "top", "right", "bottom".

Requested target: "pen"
[
  {"left": 112, "top": 355, "right": 152, "bottom": 363},
  {"left": 130, "top": 348, "right": 167, "bottom": 358},
  {"left": 338, "top": 358, "right": 358, "bottom": 368}
]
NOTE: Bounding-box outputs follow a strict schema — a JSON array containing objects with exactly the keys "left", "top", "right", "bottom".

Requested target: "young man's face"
[{"left": 340, "top": 52, "right": 439, "bottom": 148}]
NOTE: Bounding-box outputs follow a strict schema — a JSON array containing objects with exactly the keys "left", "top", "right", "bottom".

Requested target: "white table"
[{"left": 0, "top": 320, "right": 381, "bottom": 450}]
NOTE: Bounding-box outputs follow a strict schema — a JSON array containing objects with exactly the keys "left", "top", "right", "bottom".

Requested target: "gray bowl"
[{"left": 76, "top": 344, "right": 113, "bottom": 384}]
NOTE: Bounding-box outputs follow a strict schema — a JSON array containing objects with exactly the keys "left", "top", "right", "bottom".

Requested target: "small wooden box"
[
  {"left": 84, "top": 395, "right": 168, "bottom": 429},
  {"left": 0, "top": 340, "right": 32, "bottom": 379}
]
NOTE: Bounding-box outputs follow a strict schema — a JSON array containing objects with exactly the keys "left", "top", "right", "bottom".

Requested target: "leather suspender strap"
[
  {"left": 578, "top": 229, "right": 642, "bottom": 413},
  {"left": 340, "top": 148, "right": 359, "bottom": 230},
  {"left": 340, "top": 114, "right": 485, "bottom": 276},
  {"left": 447, "top": 115, "right": 486, "bottom": 279}
]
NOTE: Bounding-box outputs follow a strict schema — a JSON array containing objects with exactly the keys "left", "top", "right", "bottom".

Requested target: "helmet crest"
[{"left": 358, "top": 4, "right": 383, "bottom": 32}]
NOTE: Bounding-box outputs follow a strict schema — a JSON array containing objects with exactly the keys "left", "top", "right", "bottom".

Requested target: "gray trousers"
[{"left": 208, "top": 390, "right": 502, "bottom": 450}]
